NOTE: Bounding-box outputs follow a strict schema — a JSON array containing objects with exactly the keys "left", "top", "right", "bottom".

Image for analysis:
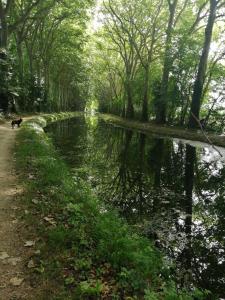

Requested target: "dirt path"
[{"left": 0, "top": 122, "right": 34, "bottom": 300}]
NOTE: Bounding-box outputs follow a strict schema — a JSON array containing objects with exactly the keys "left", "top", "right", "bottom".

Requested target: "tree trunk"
[
  {"left": 188, "top": 0, "right": 217, "bottom": 129},
  {"left": 0, "top": 9, "right": 9, "bottom": 112},
  {"left": 125, "top": 80, "right": 134, "bottom": 118},
  {"left": 16, "top": 36, "right": 24, "bottom": 84},
  {"left": 141, "top": 67, "right": 149, "bottom": 122},
  {"left": 156, "top": 0, "right": 177, "bottom": 124},
  {"left": 0, "top": 11, "right": 8, "bottom": 48}
]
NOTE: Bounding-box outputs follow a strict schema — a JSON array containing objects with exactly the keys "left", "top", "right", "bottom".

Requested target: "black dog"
[{"left": 11, "top": 118, "right": 23, "bottom": 129}]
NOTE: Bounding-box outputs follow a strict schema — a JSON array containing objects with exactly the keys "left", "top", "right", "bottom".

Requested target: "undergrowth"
[{"left": 15, "top": 115, "right": 207, "bottom": 299}]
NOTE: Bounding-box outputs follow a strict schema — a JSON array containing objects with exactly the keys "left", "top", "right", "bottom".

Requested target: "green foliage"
[
  {"left": 144, "top": 285, "right": 207, "bottom": 300},
  {"left": 91, "top": 0, "right": 225, "bottom": 125},
  {"left": 75, "top": 280, "right": 104, "bottom": 298},
  {"left": 0, "top": 48, "right": 20, "bottom": 112},
  {"left": 1, "top": 0, "right": 94, "bottom": 113}
]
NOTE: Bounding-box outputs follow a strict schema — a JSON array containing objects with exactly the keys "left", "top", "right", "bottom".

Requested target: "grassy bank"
[
  {"left": 100, "top": 114, "right": 225, "bottom": 148},
  {"left": 0, "top": 111, "right": 82, "bottom": 125},
  {"left": 15, "top": 114, "right": 206, "bottom": 299}
]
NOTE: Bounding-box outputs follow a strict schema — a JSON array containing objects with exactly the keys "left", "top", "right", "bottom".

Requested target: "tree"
[
  {"left": 188, "top": 0, "right": 219, "bottom": 128},
  {"left": 155, "top": 0, "right": 178, "bottom": 124},
  {"left": 103, "top": 0, "right": 142, "bottom": 118},
  {"left": 122, "top": 0, "right": 164, "bottom": 121}
]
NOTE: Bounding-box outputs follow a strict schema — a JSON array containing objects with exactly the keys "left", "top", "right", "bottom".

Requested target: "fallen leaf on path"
[
  {"left": 10, "top": 277, "right": 24, "bottom": 286},
  {"left": 44, "top": 216, "right": 57, "bottom": 226},
  {"left": 31, "top": 199, "right": 39, "bottom": 204},
  {"left": 34, "top": 250, "right": 41, "bottom": 255},
  {"left": 0, "top": 252, "right": 10, "bottom": 260},
  {"left": 0, "top": 283, "right": 6, "bottom": 289},
  {"left": 24, "top": 240, "right": 35, "bottom": 247},
  {"left": 8, "top": 257, "right": 22, "bottom": 266},
  {"left": 27, "top": 259, "right": 35, "bottom": 268}
]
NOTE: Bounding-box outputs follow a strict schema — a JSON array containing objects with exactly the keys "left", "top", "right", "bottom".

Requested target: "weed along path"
[{"left": 0, "top": 122, "right": 34, "bottom": 299}]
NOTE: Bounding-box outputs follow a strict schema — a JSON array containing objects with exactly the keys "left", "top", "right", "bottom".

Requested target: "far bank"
[{"left": 99, "top": 113, "right": 225, "bottom": 149}]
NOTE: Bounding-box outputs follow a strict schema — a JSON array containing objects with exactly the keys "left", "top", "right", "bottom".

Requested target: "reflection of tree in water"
[
  {"left": 90, "top": 127, "right": 187, "bottom": 227},
  {"left": 110, "top": 131, "right": 150, "bottom": 220},
  {"left": 86, "top": 125, "right": 225, "bottom": 297},
  {"left": 45, "top": 117, "right": 88, "bottom": 167},
  {"left": 166, "top": 144, "right": 225, "bottom": 298},
  {"left": 47, "top": 118, "right": 225, "bottom": 297},
  {"left": 188, "top": 153, "right": 225, "bottom": 297},
  {"left": 111, "top": 130, "right": 133, "bottom": 203},
  {"left": 175, "top": 144, "right": 195, "bottom": 288}
]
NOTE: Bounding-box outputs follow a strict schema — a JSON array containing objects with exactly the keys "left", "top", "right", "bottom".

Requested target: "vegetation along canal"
[{"left": 46, "top": 115, "right": 225, "bottom": 297}]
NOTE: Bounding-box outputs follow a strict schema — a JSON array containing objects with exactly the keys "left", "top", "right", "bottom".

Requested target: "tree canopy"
[
  {"left": 0, "top": 0, "right": 225, "bottom": 130},
  {"left": 91, "top": 0, "right": 225, "bottom": 129}
]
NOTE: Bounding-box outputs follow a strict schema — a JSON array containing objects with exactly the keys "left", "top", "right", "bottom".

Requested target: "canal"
[{"left": 46, "top": 115, "right": 225, "bottom": 297}]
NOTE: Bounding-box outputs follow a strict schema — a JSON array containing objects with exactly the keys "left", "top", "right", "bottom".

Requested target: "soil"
[{"left": 0, "top": 122, "right": 35, "bottom": 300}]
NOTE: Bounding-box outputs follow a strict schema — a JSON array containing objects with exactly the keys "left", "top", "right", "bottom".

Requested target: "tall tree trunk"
[
  {"left": 125, "top": 79, "right": 134, "bottom": 118},
  {"left": 0, "top": 5, "right": 8, "bottom": 48},
  {"left": 156, "top": 0, "right": 177, "bottom": 124},
  {"left": 43, "top": 62, "right": 49, "bottom": 105},
  {"left": 142, "top": 67, "right": 149, "bottom": 122},
  {"left": 0, "top": 10, "right": 9, "bottom": 111},
  {"left": 188, "top": 0, "right": 217, "bottom": 129},
  {"left": 16, "top": 37, "right": 23, "bottom": 85},
  {"left": 0, "top": 0, "right": 14, "bottom": 112},
  {"left": 121, "top": 103, "right": 126, "bottom": 118},
  {"left": 16, "top": 38, "right": 26, "bottom": 111}
]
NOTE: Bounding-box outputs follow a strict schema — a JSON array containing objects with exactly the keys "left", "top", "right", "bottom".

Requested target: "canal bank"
[{"left": 100, "top": 113, "right": 225, "bottom": 149}]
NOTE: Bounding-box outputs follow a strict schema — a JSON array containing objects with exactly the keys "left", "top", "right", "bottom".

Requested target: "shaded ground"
[{"left": 0, "top": 122, "right": 34, "bottom": 300}]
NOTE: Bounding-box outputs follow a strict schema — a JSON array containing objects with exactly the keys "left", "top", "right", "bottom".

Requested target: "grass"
[{"left": 15, "top": 114, "right": 208, "bottom": 299}]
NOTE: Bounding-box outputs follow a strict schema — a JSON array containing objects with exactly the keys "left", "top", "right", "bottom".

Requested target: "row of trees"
[
  {"left": 1, "top": 0, "right": 224, "bottom": 130},
  {"left": 0, "top": 0, "right": 93, "bottom": 113},
  {"left": 91, "top": 0, "right": 225, "bottom": 129}
]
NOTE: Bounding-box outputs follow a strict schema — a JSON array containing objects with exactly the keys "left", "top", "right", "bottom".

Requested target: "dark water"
[{"left": 46, "top": 115, "right": 225, "bottom": 297}]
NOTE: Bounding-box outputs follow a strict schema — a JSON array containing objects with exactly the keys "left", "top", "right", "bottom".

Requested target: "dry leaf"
[
  {"left": 27, "top": 259, "right": 35, "bottom": 269},
  {"left": 31, "top": 199, "right": 39, "bottom": 204},
  {"left": 24, "top": 240, "right": 35, "bottom": 247},
  {"left": 8, "top": 257, "right": 22, "bottom": 266},
  {"left": 10, "top": 277, "right": 24, "bottom": 286},
  {"left": 0, "top": 252, "right": 10, "bottom": 260},
  {"left": 44, "top": 216, "right": 56, "bottom": 226}
]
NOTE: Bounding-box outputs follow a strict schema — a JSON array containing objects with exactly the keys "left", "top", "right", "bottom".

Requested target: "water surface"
[{"left": 46, "top": 115, "right": 225, "bottom": 297}]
